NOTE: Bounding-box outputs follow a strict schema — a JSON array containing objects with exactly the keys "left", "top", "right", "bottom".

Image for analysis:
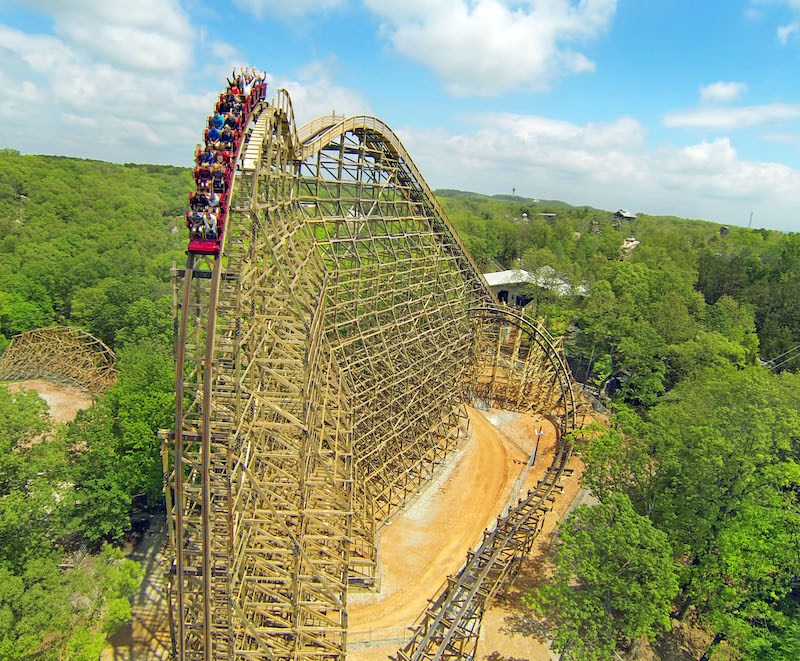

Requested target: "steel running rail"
[{"left": 171, "top": 97, "right": 272, "bottom": 660}]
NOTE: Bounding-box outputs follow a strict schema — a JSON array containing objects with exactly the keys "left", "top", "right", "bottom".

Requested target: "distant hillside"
[
  {"left": 0, "top": 151, "right": 190, "bottom": 349},
  {"left": 436, "top": 188, "right": 575, "bottom": 208},
  {"left": 1, "top": 152, "right": 794, "bottom": 363}
]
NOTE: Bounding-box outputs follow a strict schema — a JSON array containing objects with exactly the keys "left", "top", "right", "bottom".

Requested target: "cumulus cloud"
[
  {"left": 659, "top": 139, "right": 799, "bottom": 200},
  {"left": 397, "top": 113, "right": 800, "bottom": 228},
  {"left": 0, "top": 0, "right": 368, "bottom": 166},
  {"left": 21, "top": 0, "right": 193, "bottom": 71},
  {"left": 777, "top": 21, "right": 800, "bottom": 43},
  {"left": 362, "top": 0, "right": 617, "bottom": 96},
  {"left": 700, "top": 81, "right": 747, "bottom": 103},
  {"left": 398, "top": 112, "right": 647, "bottom": 206},
  {"left": 233, "top": 0, "right": 344, "bottom": 18},
  {"left": 0, "top": 14, "right": 216, "bottom": 165},
  {"left": 664, "top": 103, "right": 800, "bottom": 129},
  {"left": 271, "top": 58, "right": 371, "bottom": 125}
]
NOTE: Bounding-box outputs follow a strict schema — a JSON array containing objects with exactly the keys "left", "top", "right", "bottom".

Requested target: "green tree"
[
  {"left": 0, "top": 385, "right": 49, "bottom": 451},
  {"left": 527, "top": 493, "right": 679, "bottom": 660},
  {"left": 582, "top": 367, "right": 800, "bottom": 658},
  {"left": 667, "top": 331, "right": 748, "bottom": 386},
  {"left": 67, "top": 339, "right": 174, "bottom": 543},
  {"left": 578, "top": 421, "right": 656, "bottom": 514}
]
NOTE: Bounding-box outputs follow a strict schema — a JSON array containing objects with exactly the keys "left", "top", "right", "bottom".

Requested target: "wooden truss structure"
[
  {"left": 0, "top": 326, "right": 116, "bottom": 393},
  {"left": 166, "top": 89, "right": 577, "bottom": 660}
]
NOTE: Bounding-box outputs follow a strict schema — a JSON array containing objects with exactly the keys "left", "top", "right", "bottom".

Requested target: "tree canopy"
[
  {"left": 1, "top": 158, "right": 798, "bottom": 659},
  {"left": 527, "top": 493, "right": 679, "bottom": 661}
]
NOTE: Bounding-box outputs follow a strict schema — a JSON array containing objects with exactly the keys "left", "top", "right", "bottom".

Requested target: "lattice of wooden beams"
[{"left": 0, "top": 326, "right": 116, "bottom": 393}]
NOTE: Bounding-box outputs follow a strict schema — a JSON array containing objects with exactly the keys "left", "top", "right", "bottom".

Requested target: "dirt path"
[
  {"left": 6, "top": 378, "right": 93, "bottom": 423},
  {"left": 108, "top": 406, "right": 576, "bottom": 660},
  {"left": 475, "top": 456, "right": 586, "bottom": 661},
  {"left": 348, "top": 407, "right": 532, "bottom": 634},
  {"left": 347, "top": 407, "right": 565, "bottom": 659}
]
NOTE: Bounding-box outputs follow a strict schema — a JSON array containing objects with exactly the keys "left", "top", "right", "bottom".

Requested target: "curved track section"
[
  {"left": 167, "top": 85, "right": 578, "bottom": 661},
  {"left": 470, "top": 305, "right": 577, "bottom": 435},
  {"left": 0, "top": 326, "right": 115, "bottom": 393},
  {"left": 391, "top": 307, "right": 576, "bottom": 661}
]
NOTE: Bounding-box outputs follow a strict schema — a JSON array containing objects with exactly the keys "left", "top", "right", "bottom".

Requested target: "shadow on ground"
[{"left": 103, "top": 515, "right": 171, "bottom": 660}]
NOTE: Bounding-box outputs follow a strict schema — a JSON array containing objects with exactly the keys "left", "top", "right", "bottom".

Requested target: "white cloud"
[
  {"left": 762, "top": 131, "right": 800, "bottom": 146},
  {"left": 778, "top": 21, "right": 800, "bottom": 43},
  {"left": 362, "top": 0, "right": 617, "bottom": 96},
  {"left": 21, "top": 0, "right": 193, "bottom": 71},
  {"left": 664, "top": 103, "right": 800, "bottom": 129},
  {"left": 0, "top": 2, "right": 368, "bottom": 167},
  {"left": 659, "top": 139, "right": 799, "bottom": 201},
  {"left": 482, "top": 113, "right": 645, "bottom": 152},
  {"left": 397, "top": 114, "right": 800, "bottom": 230},
  {"left": 0, "top": 19, "right": 216, "bottom": 165},
  {"left": 700, "top": 81, "right": 747, "bottom": 103},
  {"left": 233, "top": 0, "right": 344, "bottom": 18},
  {"left": 272, "top": 58, "right": 371, "bottom": 125},
  {"left": 750, "top": 1, "right": 800, "bottom": 43}
]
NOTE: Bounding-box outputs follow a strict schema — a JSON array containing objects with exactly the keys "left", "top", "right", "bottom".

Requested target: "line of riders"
[{"left": 186, "top": 67, "right": 267, "bottom": 245}]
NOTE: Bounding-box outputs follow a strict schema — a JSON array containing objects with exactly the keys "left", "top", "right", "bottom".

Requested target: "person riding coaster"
[{"left": 187, "top": 68, "right": 269, "bottom": 253}]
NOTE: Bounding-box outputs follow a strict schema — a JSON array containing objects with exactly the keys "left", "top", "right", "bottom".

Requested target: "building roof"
[
  {"left": 483, "top": 268, "right": 586, "bottom": 296},
  {"left": 483, "top": 269, "right": 530, "bottom": 287},
  {"left": 620, "top": 237, "right": 640, "bottom": 252},
  {"left": 615, "top": 209, "right": 638, "bottom": 219}
]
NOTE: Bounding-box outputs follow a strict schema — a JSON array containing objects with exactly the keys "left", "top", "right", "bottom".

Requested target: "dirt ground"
[
  {"left": 474, "top": 459, "right": 588, "bottom": 661},
  {"left": 110, "top": 406, "right": 583, "bottom": 660},
  {"left": 103, "top": 517, "right": 173, "bottom": 660},
  {"left": 347, "top": 406, "right": 580, "bottom": 660},
  {"left": 6, "top": 378, "right": 93, "bottom": 423}
]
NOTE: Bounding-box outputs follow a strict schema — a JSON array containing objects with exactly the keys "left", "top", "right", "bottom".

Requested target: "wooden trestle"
[
  {"left": 166, "top": 87, "right": 577, "bottom": 660},
  {"left": 0, "top": 326, "right": 116, "bottom": 393}
]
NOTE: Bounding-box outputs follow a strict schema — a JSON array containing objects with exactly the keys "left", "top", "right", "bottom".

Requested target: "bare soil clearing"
[
  {"left": 6, "top": 378, "right": 93, "bottom": 423},
  {"left": 474, "top": 458, "right": 586, "bottom": 661},
  {"left": 347, "top": 407, "right": 571, "bottom": 660}
]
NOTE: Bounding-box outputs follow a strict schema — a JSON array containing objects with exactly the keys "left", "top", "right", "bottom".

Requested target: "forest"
[
  {"left": 0, "top": 150, "right": 798, "bottom": 659},
  {"left": 0, "top": 150, "right": 186, "bottom": 657},
  {"left": 440, "top": 191, "right": 800, "bottom": 659}
]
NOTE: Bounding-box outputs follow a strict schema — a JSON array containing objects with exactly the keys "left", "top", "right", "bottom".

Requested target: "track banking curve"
[{"left": 167, "top": 78, "right": 578, "bottom": 661}]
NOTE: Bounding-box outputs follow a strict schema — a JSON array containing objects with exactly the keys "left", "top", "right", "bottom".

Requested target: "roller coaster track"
[
  {"left": 0, "top": 326, "right": 116, "bottom": 393},
  {"left": 167, "top": 84, "right": 578, "bottom": 660},
  {"left": 394, "top": 445, "right": 573, "bottom": 661}
]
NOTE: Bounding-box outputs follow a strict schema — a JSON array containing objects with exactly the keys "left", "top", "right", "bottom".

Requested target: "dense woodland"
[
  {"left": 0, "top": 150, "right": 798, "bottom": 658},
  {"left": 440, "top": 191, "right": 800, "bottom": 658},
  {"left": 0, "top": 150, "right": 185, "bottom": 657}
]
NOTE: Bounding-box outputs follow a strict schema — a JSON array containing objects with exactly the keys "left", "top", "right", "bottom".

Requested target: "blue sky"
[{"left": 1, "top": 1, "right": 800, "bottom": 231}]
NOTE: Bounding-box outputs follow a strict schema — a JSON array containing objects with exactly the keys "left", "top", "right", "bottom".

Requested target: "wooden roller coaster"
[
  {"left": 166, "top": 82, "right": 577, "bottom": 660},
  {"left": 0, "top": 326, "right": 116, "bottom": 393}
]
